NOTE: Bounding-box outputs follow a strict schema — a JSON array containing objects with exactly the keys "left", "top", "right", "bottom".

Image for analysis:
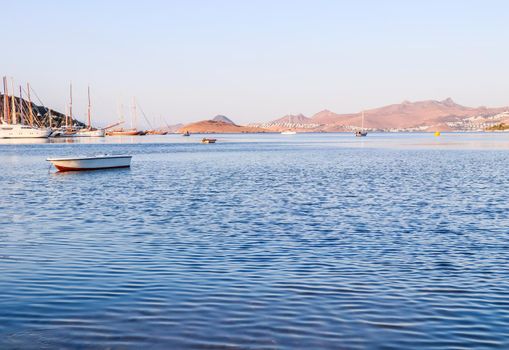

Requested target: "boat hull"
[
  {"left": 0, "top": 124, "right": 51, "bottom": 138},
  {"left": 74, "top": 129, "right": 106, "bottom": 137},
  {"left": 47, "top": 156, "right": 132, "bottom": 172},
  {"left": 106, "top": 130, "right": 142, "bottom": 136}
]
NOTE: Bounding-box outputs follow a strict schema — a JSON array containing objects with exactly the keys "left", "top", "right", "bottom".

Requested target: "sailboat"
[
  {"left": 0, "top": 77, "right": 51, "bottom": 139},
  {"left": 55, "top": 83, "right": 79, "bottom": 137},
  {"left": 75, "top": 86, "right": 105, "bottom": 137},
  {"left": 355, "top": 110, "right": 368, "bottom": 137},
  {"left": 106, "top": 98, "right": 143, "bottom": 136}
]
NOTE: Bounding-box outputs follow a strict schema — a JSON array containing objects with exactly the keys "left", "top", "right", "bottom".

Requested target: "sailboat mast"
[
  {"left": 10, "top": 78, "right": 16, "bottom": 124},
  {"left": 132, "top": 97, "right": 137, "bottom": 130},
  {"left": 2, "top": 77, "right": 8, "bottom": 124},
  {"left": 65, "top": 103, "right": 69, "bottom": 129},
  {"left": 27, "top": 83, "right": 34, "bottom": 126},
  {"left": 69, "top": 82, "right": 73, "bottom": 129},
  {"left": 87, "top": 86, "right": 91, "bottom": 129},
  {"left": 19, "top": 86, "right": 24, "bottom": 124},
  {"left": 361, "top": 110, "right": 364, "bottom": 130},
  {"left": 119, "top": 102, "right": 125, "bottom": 125}
]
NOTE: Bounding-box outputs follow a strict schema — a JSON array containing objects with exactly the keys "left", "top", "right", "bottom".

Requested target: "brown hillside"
[
  {"left": 269, "top": 98, "right": 509, "bottom": 131},
  {"left": 179, "top": 120, "right": 268, "bottom": 133}
]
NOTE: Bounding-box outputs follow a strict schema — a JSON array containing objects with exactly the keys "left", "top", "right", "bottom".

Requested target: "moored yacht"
[
  {"left": 74, "top": 86, "right": 105, "bottom": 137},
  {"left": 106, "top": 128, "right": 143, "bottom": 136},
  {"left": 0, "top": 123, "right": 52, "bottom": 138},
  {"left": 1, "top": 77, "right": 51, "bottom": 138},
  {"left": 74, "top": 128, "right": 105, "bottom": 137}
]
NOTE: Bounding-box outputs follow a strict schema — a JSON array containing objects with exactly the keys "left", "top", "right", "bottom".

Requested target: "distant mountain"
[
  {"left": 270, "top": 113, "right": 313, "bottom": 124},
  {"left": 212, "top": 115, "right": 236, "bottom": 125},
  {"left": 258, "top": 98, "right": 509, "bottom": 132}
]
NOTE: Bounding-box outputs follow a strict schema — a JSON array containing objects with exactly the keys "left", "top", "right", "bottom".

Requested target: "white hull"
[
  {"left": 0, "top": 124, "right": 51, "bottom": 138},
  {"left": 74, "top": 129, "right": 105, "bottom": 137},
  {"left": 281, "top": 131, "right": 297, "bottom": 135},
  {"left": 47, "top": 155, "right": 132, "bottom": 172}
]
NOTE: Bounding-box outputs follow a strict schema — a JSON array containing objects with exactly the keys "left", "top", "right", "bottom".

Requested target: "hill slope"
[
  {"left": 260, "top": 98, "right": 509, "bottom": 132},
  {"left": 179, "top": 120, "right": 269, "bottom": 133}
]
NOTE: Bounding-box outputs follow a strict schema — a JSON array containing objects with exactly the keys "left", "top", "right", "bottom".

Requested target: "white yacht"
[
  {"left": 74, "top": 128, "right": 105, "bottom": 137},
  {"left": 0, "top": 123, "right": 52, "bottom": 138},
  {"left": 281, "top": 131, "right": 297, "bottom": 135}
]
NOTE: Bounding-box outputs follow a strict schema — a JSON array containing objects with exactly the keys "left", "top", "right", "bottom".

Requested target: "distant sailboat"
[
  {"left": 106, "top": 98, "right": 143, "bottom": 136},
  {"left": 75, "top": 86, "right": 105, "bottom": 137},
  {"left": 355, "top": 110, "right": 368, "bottom": 137},
  {"left": 281, "top": 114, "right": 297, "bottom": 134}
]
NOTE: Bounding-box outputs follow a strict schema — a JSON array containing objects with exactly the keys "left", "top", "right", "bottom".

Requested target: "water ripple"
[{"left": 0, "top": 135, "right": 508, "bottom": 349}]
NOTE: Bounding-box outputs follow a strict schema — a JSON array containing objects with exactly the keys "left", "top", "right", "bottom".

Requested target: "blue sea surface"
[{"left": 0, "top": 133, "right": 508, "bottom": 349}]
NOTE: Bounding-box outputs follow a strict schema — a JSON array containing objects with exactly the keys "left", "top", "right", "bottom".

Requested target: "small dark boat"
[
  {"left": 201, "top": 138, "right": 216, "bottom": 144},
  {"left": 183, "top": 131, "right": 190, "bottom": 136}
]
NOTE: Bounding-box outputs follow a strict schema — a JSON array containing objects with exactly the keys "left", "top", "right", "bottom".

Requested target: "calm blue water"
[{"left": 0, "top": 133, "right": 508, "bottom": 349}]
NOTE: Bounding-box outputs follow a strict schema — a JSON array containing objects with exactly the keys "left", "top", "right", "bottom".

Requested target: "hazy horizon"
[{"left": 2, "top": 0, "right": 509, "bottom": 128}]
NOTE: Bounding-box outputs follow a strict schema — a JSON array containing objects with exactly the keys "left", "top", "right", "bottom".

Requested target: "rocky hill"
[
  {"left": 179, "top": 119, "right": 269, "bottom": 133},
  {"left": 0, "top": 94, "right": 85, "bottom": 128}
]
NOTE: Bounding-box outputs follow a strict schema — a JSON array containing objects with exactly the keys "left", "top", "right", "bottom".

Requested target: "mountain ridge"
[{"left": 257, "top": 98, "right": 509, "bottom": 132}]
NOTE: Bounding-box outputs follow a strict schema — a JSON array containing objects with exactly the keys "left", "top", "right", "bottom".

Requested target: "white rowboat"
[{"left": 47, "top": 155, "right": 132, "bottom": 172}]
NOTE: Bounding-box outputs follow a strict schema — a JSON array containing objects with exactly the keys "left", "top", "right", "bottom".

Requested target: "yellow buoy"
[{"left": 434, "top": 131, "right": 441, "bottom": 137}]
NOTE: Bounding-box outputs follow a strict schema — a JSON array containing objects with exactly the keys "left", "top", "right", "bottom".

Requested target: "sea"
[{"left": 0, "top": 133, "right": 508, "bottom": 349}]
